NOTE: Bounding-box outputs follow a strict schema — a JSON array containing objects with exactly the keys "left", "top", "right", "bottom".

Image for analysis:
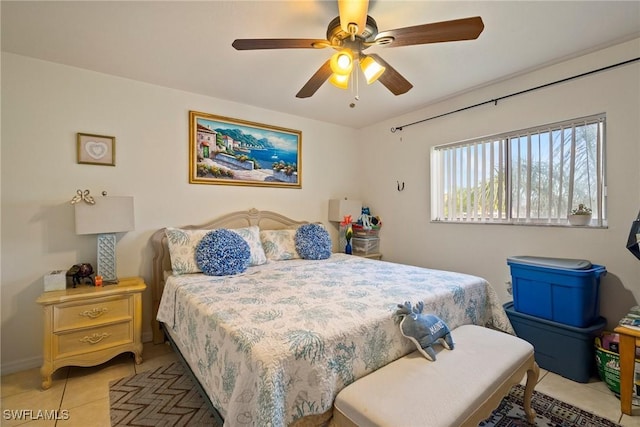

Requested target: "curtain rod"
[{"left": 390, "top": 57, "right": 640, "bottom": 133}]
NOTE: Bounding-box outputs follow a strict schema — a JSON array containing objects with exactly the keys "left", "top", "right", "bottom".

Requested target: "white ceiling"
[{"left": 2, "top": 1, "right": 639, "bottom": 129}]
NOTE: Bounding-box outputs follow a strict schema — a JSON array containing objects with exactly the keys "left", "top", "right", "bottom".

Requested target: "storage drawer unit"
[{"left": 352, "top": 237, "right": 380, "bottom": 255}]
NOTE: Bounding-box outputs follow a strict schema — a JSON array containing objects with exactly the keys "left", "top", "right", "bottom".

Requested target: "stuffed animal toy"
[
  {"left": 394, "top": 301, "right": 454, "bottom": 361},
  {"left": 357, "top": 207, "right": 373, "bottom": 230}
]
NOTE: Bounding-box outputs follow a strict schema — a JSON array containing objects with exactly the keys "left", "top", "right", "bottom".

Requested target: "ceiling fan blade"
[
  {"left": 376, "top": 16, "right": 484, "bottom": 47},
  {"left": 338, "top": 0, "right": 369, "bottom": 35},
  {"left": 296, "top": 59, "right": 333, "bottom": 98},
  {"left": 368, "top": 54, "right": 413, "bottom": 95},
  {"left": 232, "top": 38, "right": 329, "bottom": 50}
]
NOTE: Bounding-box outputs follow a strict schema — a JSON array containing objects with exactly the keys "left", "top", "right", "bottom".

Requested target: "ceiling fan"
[{"left": 232, "top": 0, "right": 484, "bottom": 99}]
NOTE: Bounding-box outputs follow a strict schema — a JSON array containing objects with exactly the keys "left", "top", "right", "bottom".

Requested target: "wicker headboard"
[{"left": 149, "top": 208, "right": 308, "bottom": 343}]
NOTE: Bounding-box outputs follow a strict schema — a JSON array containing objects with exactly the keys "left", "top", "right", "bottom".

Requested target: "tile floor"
[{"left": 1, "top": 342, "right": 640, "bottom": 426}]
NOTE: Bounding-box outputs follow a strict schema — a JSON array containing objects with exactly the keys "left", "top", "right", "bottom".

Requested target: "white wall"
[
  {"left": 0, "top": 53, "right": 361, "bottom": 373},
  {"left": 3, "top": 38, "right": 640, "bottom": 373},
  {"left": 359, "top": 38, "right": 640, "bottom": 328}
]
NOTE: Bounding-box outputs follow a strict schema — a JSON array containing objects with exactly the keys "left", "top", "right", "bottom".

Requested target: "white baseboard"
[{"left": 1, "top": 355, "right": 42, "bottom": 376}]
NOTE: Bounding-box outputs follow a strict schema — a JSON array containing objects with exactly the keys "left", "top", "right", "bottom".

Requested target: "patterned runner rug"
[{"left": 110, "top": 362, "right": 621, "bottom": 427}]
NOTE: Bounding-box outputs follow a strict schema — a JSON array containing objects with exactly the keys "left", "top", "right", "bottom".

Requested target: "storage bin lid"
[{"left": 507, "top": 256, "right": 592, "bottom": 270}]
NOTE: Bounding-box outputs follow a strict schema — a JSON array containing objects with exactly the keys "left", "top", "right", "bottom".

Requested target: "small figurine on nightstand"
[
  {"left": 66, "top": 263, "right": 94, "bottom": 287},
  {"left": 358, "top": 207, "right": 373, "bottom": 229},
  {"left": 356, "top": 207, "right": 382, "bottom": 230}
]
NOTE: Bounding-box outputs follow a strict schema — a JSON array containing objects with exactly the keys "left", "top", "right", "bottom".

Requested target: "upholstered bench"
[{"left": 333, "top": 324, "right": 539, "bottom": 427}]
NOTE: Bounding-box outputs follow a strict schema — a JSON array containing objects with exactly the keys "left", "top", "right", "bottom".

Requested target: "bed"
[{"left": 150, "top": 208, "right": 513, "bottom": 427}]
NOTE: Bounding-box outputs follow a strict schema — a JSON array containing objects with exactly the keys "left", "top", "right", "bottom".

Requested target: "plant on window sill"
[{"left": 568, "top": 204, "right": 592, "bottom": 226}]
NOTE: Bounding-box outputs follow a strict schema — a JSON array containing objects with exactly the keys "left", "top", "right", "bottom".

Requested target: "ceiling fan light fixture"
[
  {"left": 330, "top": 49, "right": 354, "bottom": 75},
  {"left": 329, "top": 72, "right": 349, "bottom": 89},
  {"left": 360, "top": 55, "right": 385, "bottom": 84}
]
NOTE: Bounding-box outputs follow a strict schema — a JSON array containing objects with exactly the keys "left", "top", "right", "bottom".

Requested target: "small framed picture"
[{"left": 77, "top": 133, "right": 115, "bottom": 166}]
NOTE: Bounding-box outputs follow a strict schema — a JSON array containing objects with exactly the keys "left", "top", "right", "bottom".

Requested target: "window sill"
[{"left": 430, "top": 220, "right": 608, "bottom": 229}]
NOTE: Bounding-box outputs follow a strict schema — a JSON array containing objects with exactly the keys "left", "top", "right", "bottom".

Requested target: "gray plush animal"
[{"left": 394, "top": 301, "right": 454, "bottom": 361}]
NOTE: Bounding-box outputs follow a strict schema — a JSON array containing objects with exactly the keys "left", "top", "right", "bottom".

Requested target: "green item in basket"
[
  {"left": 595, "top": 337, "right": 621, "bottom": 395},
  {"left": 595, "top": 333, "right": 640, "bottom": 406}
]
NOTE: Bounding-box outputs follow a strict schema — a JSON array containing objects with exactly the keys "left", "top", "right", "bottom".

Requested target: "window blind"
[{"left": 431, "top": 114, "right": 606, "bottom": 226}]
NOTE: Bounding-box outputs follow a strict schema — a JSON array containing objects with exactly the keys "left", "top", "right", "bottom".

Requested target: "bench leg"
[{"left": 522, "top": 361, "right": 540, "bottom": 423}]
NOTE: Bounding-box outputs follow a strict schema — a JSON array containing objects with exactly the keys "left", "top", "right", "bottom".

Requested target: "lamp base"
[{"left": 97, "top": 233, "right": 118, "bottom": 283}]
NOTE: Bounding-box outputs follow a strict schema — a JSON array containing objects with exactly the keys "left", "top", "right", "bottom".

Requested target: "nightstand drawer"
[
  {"left": 56, "top": 321, "right": 133, "bottom": 358},
  {"left": 54, "top": 295, "right": 132, "bottom": 331}
]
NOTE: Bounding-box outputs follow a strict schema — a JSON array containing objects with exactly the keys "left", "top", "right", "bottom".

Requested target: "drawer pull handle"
[
  {"left": 79, "top": 332, "right": 110, "bottom": 345},
  {"left": 79, "top": 308, "right": 108, "bottom": 319}
]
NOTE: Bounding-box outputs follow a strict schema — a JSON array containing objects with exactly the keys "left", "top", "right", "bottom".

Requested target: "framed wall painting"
[
  {"left": 189, "top": 111, "right": 302, "bottom": 188},
  {"left": 77, "top": 133, "right": 116, "bottom": 166}
]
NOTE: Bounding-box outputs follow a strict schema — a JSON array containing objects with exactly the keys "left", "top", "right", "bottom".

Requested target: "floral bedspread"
[{"left": 157, "top": 254, "right": 512, "bottom": 426}]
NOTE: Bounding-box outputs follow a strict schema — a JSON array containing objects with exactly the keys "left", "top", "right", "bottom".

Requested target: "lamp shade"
[
  {"left": 360, "top": 55, "right": 386, "bottom": 84},
  {"left": 329, "top": 73, "right": 350, "bottom": 89},
  {"left": 330, "top": 49, "right": 353, "bottom": 75},
  {"left": 75, "top": 196, "right": 134, "bottom": 235},
  {"left": 329, "top": 199, "right": 362, "bottom": 222}
]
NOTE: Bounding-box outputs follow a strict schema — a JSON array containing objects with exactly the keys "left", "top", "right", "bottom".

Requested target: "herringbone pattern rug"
[
  {"left": 110, "top": 362, "right": 621, "bottom": 427},
  {"left": 109, "top": 362, "right": 219, "bottom": 427}
]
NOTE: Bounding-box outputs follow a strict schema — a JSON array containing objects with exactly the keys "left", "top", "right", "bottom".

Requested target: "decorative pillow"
[
  {"left": 259, "top": 229, "right": 300, "bottom": 261},
  {"left": 230, "top": 226, "right": 267, "bottom": 266},
  {"left": 393, "top": 301, "right": 454, "bottom": 361},
  {"left": 295, "top": 224, "right": 332, "bottom": 260},
  {"left": 165, "top": 228, "right": 211, "bottom": 275},
  {"left": 165, "top": 226, "right": 267, "bottom": 274},
  {"left": 195, "top": 229, "right": 251, "bottom": 276}
]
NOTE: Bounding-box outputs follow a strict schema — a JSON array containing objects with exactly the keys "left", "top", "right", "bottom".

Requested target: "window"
[{"left": 431, "top": 114, "right": 606, "bottom": 226}]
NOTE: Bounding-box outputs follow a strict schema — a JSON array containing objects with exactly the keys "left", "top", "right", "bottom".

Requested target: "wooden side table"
[
  {"left": 613, "top": 325, "right": 640, "bottom": 415},
  {"left": 36, "top": 277, "right": 146, "bottom": 389}
]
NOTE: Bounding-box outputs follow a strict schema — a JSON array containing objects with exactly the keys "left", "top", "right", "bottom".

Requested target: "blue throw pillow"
[
  {"left": 196, "top": 229, "right": 250, "bottom": 276},
  {"left": 295, "top": 224, "right": 332, "bottom": 260}
]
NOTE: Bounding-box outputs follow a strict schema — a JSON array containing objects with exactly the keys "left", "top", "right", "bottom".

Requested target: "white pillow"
[
  {"left": 259, "top": 229, "right": 300, "bottom": 261},
  {"left": 165, "top": 228, "right": 210, "bottom": 275},
  {"left": 165, "top": 225, "right": 267, "bottom": 275},
  {"left": 229, "top": 226, "right": 267, "bottom": 266}
]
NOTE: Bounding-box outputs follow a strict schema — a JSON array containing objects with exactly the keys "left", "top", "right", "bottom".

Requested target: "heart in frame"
[{"left": 85, "top": 141, "right": 108, "bottom": 160}]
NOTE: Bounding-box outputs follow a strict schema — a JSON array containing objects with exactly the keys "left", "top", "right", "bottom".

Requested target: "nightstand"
[
  {"left": 355, "top": 253, "right": 383, "bottom": 260},
  {"left": 36, "top": 277, "right": 146, "bottom": 389}
]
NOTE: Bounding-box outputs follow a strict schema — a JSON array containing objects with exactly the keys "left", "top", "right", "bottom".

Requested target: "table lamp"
[
  {"left": 74, "top": 195, "right": 134, "bottom": 283},
  {"left": 328, "top": 198, "right": 362, "bottom": 222}
]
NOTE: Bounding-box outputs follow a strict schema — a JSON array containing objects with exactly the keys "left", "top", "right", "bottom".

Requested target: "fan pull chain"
[{"left": 350, "top": 61, "right": 360, "bottom": 108}]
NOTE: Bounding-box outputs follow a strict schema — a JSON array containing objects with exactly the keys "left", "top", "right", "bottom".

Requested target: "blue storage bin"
[
  {"left": 507, "top": 256, "right": 606, "bottom": 327},
  {"left": 504, "top": 302, "right": 606, "bottom": 383}
]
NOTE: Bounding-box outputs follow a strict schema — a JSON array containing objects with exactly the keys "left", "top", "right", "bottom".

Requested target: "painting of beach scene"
[{"left": 189, "top": 111, "right": 301, "bottom": 188}]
